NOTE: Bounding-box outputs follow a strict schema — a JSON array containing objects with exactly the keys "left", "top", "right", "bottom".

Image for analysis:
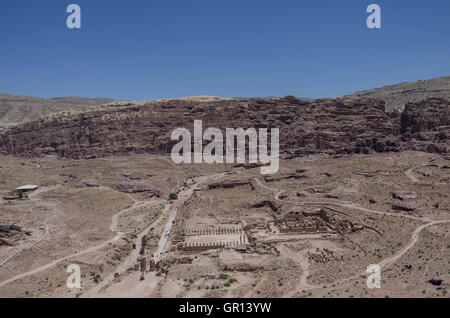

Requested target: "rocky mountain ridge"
[
  {"left": 0, "top": 96, "right": 447, "bottom": 159},
  {"left": 0, "top": 93, "right": 115, "bottom": 128}
]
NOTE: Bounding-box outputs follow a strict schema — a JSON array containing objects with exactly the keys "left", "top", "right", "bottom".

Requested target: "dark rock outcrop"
[
  {"left": 401, "top": 98, "right": 449, "bottom": 134},
  {"left": 391, "top": 202, "right": 416, "bottom": 212},
  {"left": 115, "top": 184, "right": 161, "bottom": 197},
  {"left": 0, "top": 97, "right": 394, "bottom": 158},
  {"left": 263, "top": 173, "right": 308, "bottom": 183},
  {"left": 248, "top": 200, "right": 280, "bottom": 212},
  {"left": 0, "top": 96, "right": 448, "bottom": 158},
  {"left": 428, "top": 277, "right": 443, "bottom": 286},
  {"left": 208, "top": 180, "right": 250, "bottom": 190},
  {"left": 391, "top": 191, "right": 418, "bottom": 201},
  {"left": 397, "top": 98, "right": 449, "bottom": 154}
]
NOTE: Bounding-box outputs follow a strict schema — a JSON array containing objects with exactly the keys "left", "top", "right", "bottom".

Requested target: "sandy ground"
[{"left": 0, "top": 151, "right": 448, "bottom": 298}]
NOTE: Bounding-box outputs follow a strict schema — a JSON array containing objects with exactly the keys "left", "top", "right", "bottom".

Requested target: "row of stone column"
[
  {"left": 137, "top": 257, "right": 159, "bottom": 273},
  {"left": 184, "top": 235, "right": 247, "bottom": 248},
  {"left": 185, "top": 228, "right": 242, "bottom": 235}
]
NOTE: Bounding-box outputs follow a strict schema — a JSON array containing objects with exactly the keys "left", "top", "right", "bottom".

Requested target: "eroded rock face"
[
  {"left": 396, "top": 98, "right": 449, "bottom": 154},
  {"left": 391, "top": 191, "right": 418, "bottom": 201},
  {"left": 263, "top": 173, "right": 308, "bottom": 183},
  {"left": 248, "top": 200, "right": 280, "bottom": 212},
  {"left": 115, "top": 184, "right": 161, "bottom": 198},
  {"left": 391, "top": 202, "right": 417, "bottom": 212},
  {"left": 401, "top": 98, "right": 449, "bottom": 134},
  {"left": 208, "top": 180, "right": 250, "bottom": 190},
  {"left": 374, "top": 98, "right": 450, "bottom": 154},
  {"left": 0, "top": 96, "right": 448, "bottom": 158},
  {"left": 0, "top": 97, "right": 394, "bottom": 158}
]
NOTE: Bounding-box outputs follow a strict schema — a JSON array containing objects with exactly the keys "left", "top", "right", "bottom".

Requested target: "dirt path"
[
  {"left": 377, "top": 220, "right": 450, "bottom": 269},
  {"left": 285, "top": 219, "right": 450, "bottom": 297},
  {"left": 110, "top": 200, "right": 162, "bottom": 233},
  {"left": 280, "top": 246, "right": 313, "bottom": 289},
  {"left": 252, "top": 178, "right": 429, "bottom": 222},
  {"left": 0, "top": 195, "right": 160, "bottom": 289},
  {"left": 81, "top": 203, "right": 167, "bottom": 298},
  {"left": 0, "top": 231, "right": 124, "bottom": 288},
  {"left": 318, "top": 202, "right": 428, "bottom": 222},
  {"left": 154, "top": 173, "right": 228, "bottom": 261},
  {"left": 0, "top": 220, "right": 49, "bottom": 268},
  {"left": 0, "top": 187, "right": 58, "bottom": 268},
  {"left": 405, "top": 167, "right": 420, "bottom": 183},
  {"left": 404, "top": 161, "right": 448, "bottom": 186},
  {"left": 153, "top": 177, "right": 210, "bottom": 263},
  {"left": 27, "top": 186, "right": 59, "bottom": 200},
  {"left": 253, "top": 173, "right": 450, "bottom": 296},
  {"left": 83, "top": 173, "right": 226, "bottom": 298}
]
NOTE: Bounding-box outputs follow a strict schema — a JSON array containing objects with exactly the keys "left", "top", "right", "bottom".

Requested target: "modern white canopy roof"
[{"left": 15, "top": 185, "right": 39, "bottom": 191}]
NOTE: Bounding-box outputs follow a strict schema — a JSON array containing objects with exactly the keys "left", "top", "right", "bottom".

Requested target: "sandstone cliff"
[
  {"left": 0, "top": 96, "right": 447, "bottom": 158},
  {"left": 401, "top": 98, "right": 449, "bottom": 134},
  {"left": 398, "top": 98, "right": 449, "bottom": 154}
]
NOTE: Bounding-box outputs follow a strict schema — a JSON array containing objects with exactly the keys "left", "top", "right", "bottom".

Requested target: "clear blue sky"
[{"left": 1, "top": 0, "right": 449, "bottom": 100}]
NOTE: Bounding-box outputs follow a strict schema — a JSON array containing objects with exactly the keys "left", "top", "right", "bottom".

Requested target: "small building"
[{"left": 15, "top": 185, "right": 39, "bottom": 192}]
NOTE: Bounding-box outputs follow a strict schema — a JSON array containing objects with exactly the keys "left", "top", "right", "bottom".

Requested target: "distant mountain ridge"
[
  {"left": 0, "top": 93, "right": 115, "bottom": 128},
  {"left": 1, "top": 76, "right": 449, "bottom": 128},
  {"left": 350, "top": 76, "right": 450, "bottom": 112}
]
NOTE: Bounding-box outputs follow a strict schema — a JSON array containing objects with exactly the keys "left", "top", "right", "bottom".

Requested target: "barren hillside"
[
  {"left": 0, "top": 94, "right": 115, "bottom": 128},
  {"left": 351, "top": 76, "right": 450, "bottom": 112}
]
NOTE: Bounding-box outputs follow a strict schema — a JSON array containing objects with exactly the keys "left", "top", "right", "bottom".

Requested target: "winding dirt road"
[
  {"left": 252, "top": 178, "right": 429, "bottom": 222},
  {"left": 252, "top": 165, "right": 450, "bottom": 296},
  {"left": 82, "top": 173, "right": 227, "bottom": 298},
  {"left": 1, "top": 160, "right": 447, "bottom": 297},
  {"left": 0, "top": 195, "right": 161, "bottom": 289},
  {"left": 376, "top": 219, "right": 450, "bottom": 269},
  {"left": 0, "top": 220, "right": 49, "bottom": 268}
]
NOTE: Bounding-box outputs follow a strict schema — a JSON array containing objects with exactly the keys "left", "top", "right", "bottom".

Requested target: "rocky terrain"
[
  {"left": 0, "top": 78, "right": 449, "bottom": 299},
  {"left": 351, "top": 76, "right": 450, "bottom": 112},
  {"left": 0, "top": 96, "right": 448, "bottom": 159},
  {"left": 401, "top": 98, "right": 449, "bottom": 134},
  {"left": 1, "top": 150, "right": 448, "bottom": 299},
  {"left": 0, "top": 93, "right": 114, "bottom": 128}
]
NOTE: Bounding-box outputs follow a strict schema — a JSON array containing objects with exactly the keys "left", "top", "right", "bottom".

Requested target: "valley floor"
[{"left": 0, "top": 152, "right": 448, "bottom": 298}]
